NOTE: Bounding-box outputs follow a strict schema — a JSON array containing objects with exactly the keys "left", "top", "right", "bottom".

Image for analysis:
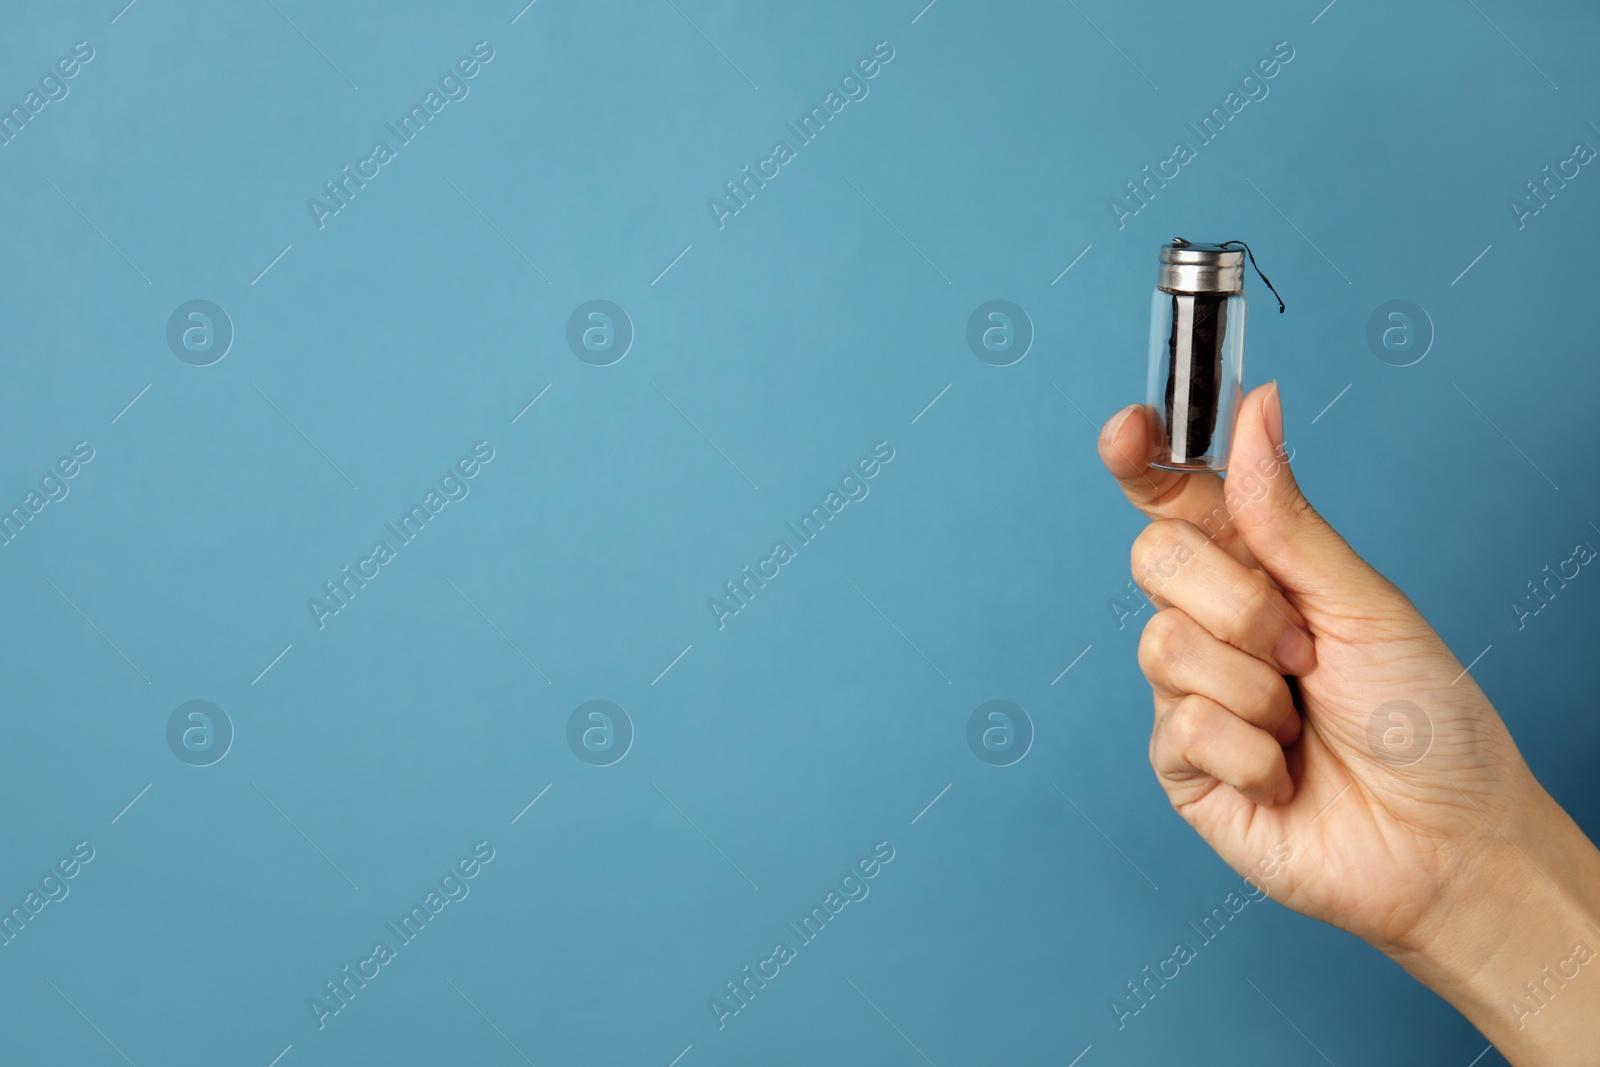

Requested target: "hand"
[{"left": 1099, "top": 383, "right": 1600, "bottom": 1065}]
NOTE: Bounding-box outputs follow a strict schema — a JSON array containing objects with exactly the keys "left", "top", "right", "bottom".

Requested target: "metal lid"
[{"left": 1159, "top": 238, "right": 1244, "bottom": 295}]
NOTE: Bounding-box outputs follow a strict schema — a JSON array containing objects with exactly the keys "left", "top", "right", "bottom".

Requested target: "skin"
[{"left": 1099, "top": 382, "right": 1600, "bottom": 1065}]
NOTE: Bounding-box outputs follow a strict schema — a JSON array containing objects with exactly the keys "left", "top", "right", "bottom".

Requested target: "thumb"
[{"left": 1224, "top": 383, "right": 1399, "bottom": 618}]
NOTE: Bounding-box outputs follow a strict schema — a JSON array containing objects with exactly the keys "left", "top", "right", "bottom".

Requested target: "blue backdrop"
[{"left": 2, "top": 1, "right": 1596, "bottom": 1064}]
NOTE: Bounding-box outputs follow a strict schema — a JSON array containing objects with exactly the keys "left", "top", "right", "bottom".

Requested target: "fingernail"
[
  {"left": 1264, "top": 381, "right": 1285, "bottom": 454},
  {"left": 1273, "top": 625, "right": 1316, "bottom": 676},
  {"left": 1103, "top": 404, "right": 1139, "bottom": 443},
  {"left": 1273, "top": 776, "right": 1295, "bottom": 806}
]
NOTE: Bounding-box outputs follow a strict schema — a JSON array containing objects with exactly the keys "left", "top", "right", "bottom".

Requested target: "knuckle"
[
  {"left": 1132, "top": 519, "right": 1201, "bottom": 589},
  {"left": 1137, "top": 609, "right": 1191, "bottom": 678},
  {"left": 1212, "top": 605, "right": 1262, "bottom": 649},
  {"left": 1214, "top": 594, "right": 1279, "bottom": 653},
  {"left": 1159, "top": 695, "right": 1210, "bottom": 753}
]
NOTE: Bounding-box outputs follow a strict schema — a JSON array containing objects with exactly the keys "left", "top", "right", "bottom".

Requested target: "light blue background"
[{"left": 1, "top": 1, "right": 1596, "bottom": 1063}]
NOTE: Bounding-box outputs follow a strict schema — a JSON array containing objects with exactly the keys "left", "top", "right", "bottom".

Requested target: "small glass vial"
[{"left": 1146, "top": 239, "right": 1248, "bottom": 473}]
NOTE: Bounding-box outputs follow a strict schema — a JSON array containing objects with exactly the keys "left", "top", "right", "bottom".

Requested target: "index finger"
[{"left": 1098, "top": 403, "right": 1249, "bottom": 563}]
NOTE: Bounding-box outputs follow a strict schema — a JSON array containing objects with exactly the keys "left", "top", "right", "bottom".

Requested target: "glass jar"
[{"left": 1145, "top": 239, "right": 1248, "bottom": 473}]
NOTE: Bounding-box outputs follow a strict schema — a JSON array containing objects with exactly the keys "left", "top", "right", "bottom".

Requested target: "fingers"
[
  {"left": 1098, "top": 404, "right": 1251, "bottom": 565},
  {"left": 1131, "top": 517, "right": 1317, "bottom": 676},
  {"left": 1152, "top": 693, "right": 1294, "bottom": 807},
  {"left": 1223, "top": 383, "right": 1394, "bottom": 609},
  {"left": 1139, "top": 608, "right": 1301, "bottom": 746}
]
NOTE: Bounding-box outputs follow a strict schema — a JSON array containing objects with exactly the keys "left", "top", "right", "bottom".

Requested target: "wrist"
[{"left": 1388, "top": 787, "right": 1600, "bottom": 1065}]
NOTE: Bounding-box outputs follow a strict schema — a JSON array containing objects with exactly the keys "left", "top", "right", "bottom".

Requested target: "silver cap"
[{"left": 1158, "top": 238, "right": 1244, "bottom": 295}]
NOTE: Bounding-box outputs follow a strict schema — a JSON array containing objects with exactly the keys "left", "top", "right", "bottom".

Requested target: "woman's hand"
[{"left": 1099, "top": 383, "right": 1600, "bottom": 1065}]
